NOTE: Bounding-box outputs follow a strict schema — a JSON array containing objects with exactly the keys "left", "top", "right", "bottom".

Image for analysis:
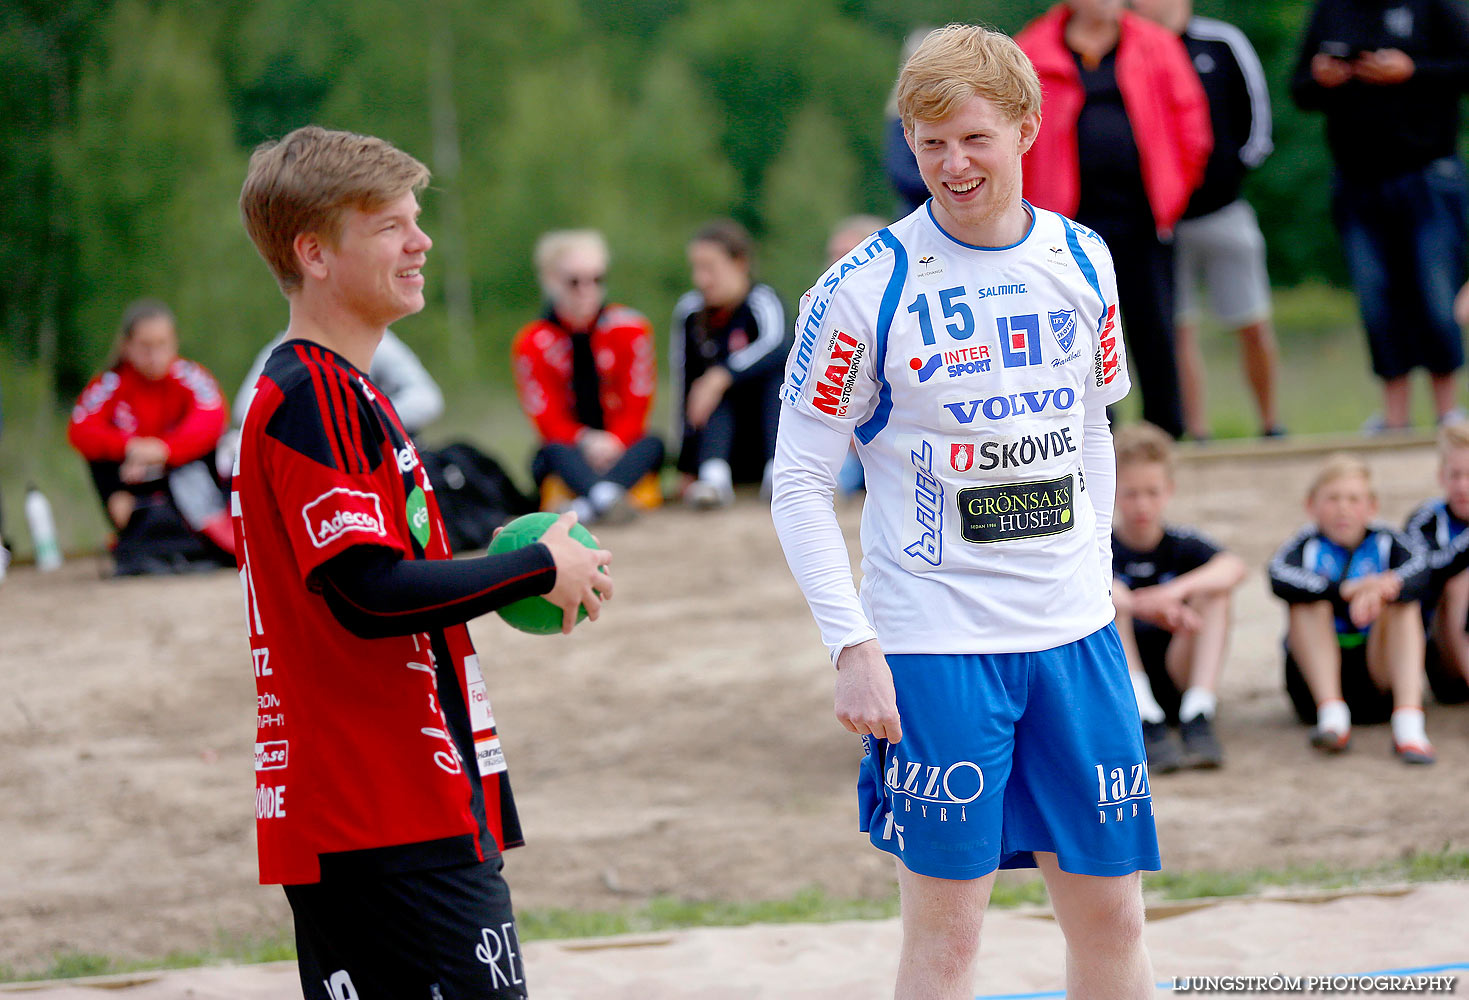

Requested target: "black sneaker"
[
  {"left": 1142, "top": 721, "right": 1185, "bottom": 774},
  {"left": 1179, "top": 714, "right": 1224, "bottom": 768}
]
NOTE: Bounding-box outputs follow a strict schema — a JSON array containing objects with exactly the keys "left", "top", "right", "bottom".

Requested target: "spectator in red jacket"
[
  {"left": 512, "top": 230, "right": 663, "bottom": 525},
  {"left": 68, "top": 299, "right": 234, "bottom": 573},
  {"left": 1018, "top": 0, "right": 1212, "bottom": 438}
]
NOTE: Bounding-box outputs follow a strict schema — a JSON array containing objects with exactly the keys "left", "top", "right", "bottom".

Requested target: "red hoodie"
[
  {"left": 68, "top": 358, "right": 226, "bottom": 466},
  {"left": 511, "top": 304, "right": 656, "bottom": 448},
  {"left": 1017, "top": 6, "right": 1212, "bottom": 235}
]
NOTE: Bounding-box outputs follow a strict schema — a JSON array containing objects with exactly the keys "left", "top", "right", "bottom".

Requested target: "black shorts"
[
  {"left": 1424, "top": 641, "right": 1469, "bottom": 705},
  {"left": 1134, "top": 624, "right": 1183, "bottom": 725},
  {"left": 1283, "top": 640, "right": 1395, "bottom": 726},
  {"left": 284, "top": 856, "right": 527, "bottom": 999}
]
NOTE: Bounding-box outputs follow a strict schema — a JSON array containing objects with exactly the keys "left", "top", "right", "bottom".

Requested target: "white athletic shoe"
[{"left": 685, "top": 479, "right": 733, "bottom": 510}]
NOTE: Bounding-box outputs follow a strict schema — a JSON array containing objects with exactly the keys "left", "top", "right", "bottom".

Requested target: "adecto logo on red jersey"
[
  {"left": 254, "top": 740, "right": 288, "bottom": 771},
  {"left": 301, "top": 487, "right": 387, "bottom": 548},
  {"left": 812, "top": 328, "right": 865, "bottom": 417}
]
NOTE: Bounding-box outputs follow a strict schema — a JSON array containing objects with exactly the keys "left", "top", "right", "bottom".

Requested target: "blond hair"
[
  {"left": 240, "top": 125, "right": 430, "bottom": 294},
  {"left": 1439, "top": 422, "right": 1469, "bottom": 459},
  {"left": 895, "top": 24, "right": 1042, "bottom": 131},
  {"left": 1308, "top": 453, "right": 1373, "bottom": 500},
  {"left": 533, "top": 229, "right": 609, "bottom": 294},
  {"left": 1113, "top": 421, "right": 1175, "bottom": 476}
]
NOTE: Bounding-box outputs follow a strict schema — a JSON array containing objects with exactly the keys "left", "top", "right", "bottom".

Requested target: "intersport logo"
[{"left": 301, "top": 488, "right": 387, "bottom": 548}]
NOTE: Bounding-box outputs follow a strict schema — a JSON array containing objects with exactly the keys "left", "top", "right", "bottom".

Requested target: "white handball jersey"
[{"left": 777, "top": 202, "right": 1130, "bottom": 656}]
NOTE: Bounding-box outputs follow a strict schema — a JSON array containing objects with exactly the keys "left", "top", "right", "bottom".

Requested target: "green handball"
[{"left": 488, "top": 512, "right": 599, "bottom": 635}]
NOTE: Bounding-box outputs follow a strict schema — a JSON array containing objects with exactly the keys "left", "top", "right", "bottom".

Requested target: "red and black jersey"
[
  {"left": 233, "top": 340, "right": 527, "bottom": 885},
  {"left": 68, "top": 358, "right": 226, "bottom": 466},
  {"left": 511, "top": 304, "right": 657, "bottom": 448}
]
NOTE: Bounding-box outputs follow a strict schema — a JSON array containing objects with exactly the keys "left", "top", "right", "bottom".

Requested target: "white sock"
[
  {"left": 1130, "top": 671, "right": 1166, "bottom": 724},
  {"left": 569, "top": 497, "right": 596, "bottom": 524},
  {"left": 588, "top": 481, "right": 623, "bottom": 513},
  {"left": 1179, "top": 687, "right": 1217, "bottom": 723},
  {"left": 698, "top": 458, "right": 733, "bottom": 489},
  {"left": 1391, "top": 707, "right": 1429, "bottom": 747},
  {"left": 1317, "top": 699, "right": 1351, "bottom": 736},
  {"left": 693, "top": 458, "right": 728, "bottom": 484}
]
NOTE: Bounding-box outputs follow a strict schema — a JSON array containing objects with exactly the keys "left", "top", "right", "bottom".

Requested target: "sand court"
[{"left": 2, "top": 440, "right": 1466, "bottom": 992}]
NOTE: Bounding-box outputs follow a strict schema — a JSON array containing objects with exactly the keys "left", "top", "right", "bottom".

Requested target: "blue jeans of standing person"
[{"left": 1333, "top": 156, "right": 1469, "bottom": 380}]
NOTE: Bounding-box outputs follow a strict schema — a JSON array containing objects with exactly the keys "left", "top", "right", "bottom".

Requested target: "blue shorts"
[{"left": 857, "top": 624, "right": 1162, "bottom": 880}]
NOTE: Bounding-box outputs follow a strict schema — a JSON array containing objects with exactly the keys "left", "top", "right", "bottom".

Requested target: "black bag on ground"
[
  {"left": 113, "top": 492, "right": 227, "bottom": 576},
  {"left": 419, "top": 442, "right": 538, "bottom": 554}
]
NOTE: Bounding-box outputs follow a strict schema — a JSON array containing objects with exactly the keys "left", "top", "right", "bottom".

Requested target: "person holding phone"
[{"left": 1292, "top": 0, "right": 1469, "bottom": 432}]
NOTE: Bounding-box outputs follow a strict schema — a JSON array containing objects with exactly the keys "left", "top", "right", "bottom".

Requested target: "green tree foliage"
[
  {"left": 614, "top": 55, "right": 741, "bottom": 323},
  {"left": 2, "top": 0, "right": 1458, "bottom": 412},
  {"left": 672, "top": 0, "right": 895, "bottom": 232},
  {"left": 54, "top": 0, "right": 278, "bottom": 387},
  {"left": 0, "top": 0, "right": 109, "bottom": 369},
  {"left": 762, "top": 102, "right": 865, "bottom": 301},
  {"left": 1200, "top": 0, "right": 1344, "bottom": 286}
]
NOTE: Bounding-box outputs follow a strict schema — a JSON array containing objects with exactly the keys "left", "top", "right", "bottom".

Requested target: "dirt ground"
[{"left": 3, "top": 440, "right": 1467, "bottom": 975}]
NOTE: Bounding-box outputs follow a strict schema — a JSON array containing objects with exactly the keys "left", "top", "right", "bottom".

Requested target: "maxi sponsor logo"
[
  {"left": 957, "top": 474, "right": 1074, "bottom": 543},
  {"left": 1094, "top": 304, "right": 1119, "bottom": 388},
  {"left": 813, "top": 329, "right": 865, "bottom": 416},
  {"left": 942, "top": 386, "right": 1076, "bottom": 425},
  {"left": 903, "top": 441, "right": 942, "bottom": 566},
  {"left": 952, "top": 428, "right": 1077, "bottom": 473},
  {"left": 301, "top": 488, "right": 386, "bottom": 549}
]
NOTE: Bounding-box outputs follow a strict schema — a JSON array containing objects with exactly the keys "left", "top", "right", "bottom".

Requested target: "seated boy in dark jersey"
[
  {"left": 1111, "top": 423, "right": 1246, "bottom": 771},
  {"left": 1404, "top": 423, "right": 1469, "bottom": 704},
  {"left": 1269, "top": 454, "right": 1433, "bottom": 764}
]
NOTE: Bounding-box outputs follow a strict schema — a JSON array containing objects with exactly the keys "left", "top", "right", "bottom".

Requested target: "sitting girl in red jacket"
[{"left": 68, "top": 299, "right": 234, "bottom": 574}]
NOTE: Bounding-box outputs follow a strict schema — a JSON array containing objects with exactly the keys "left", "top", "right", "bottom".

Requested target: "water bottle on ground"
[{"left": 24, "top": 484, "right": 62, "bottom": 572}]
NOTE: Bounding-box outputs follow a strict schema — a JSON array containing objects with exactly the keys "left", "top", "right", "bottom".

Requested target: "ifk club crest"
[{"left": 1049, "top": 309, "right": 1076, "bottom": 353}]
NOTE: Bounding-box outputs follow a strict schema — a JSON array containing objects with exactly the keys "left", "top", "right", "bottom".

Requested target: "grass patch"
[
  {"left": 4, "top": 850, "right": 1468, "bottom": 983},
  {"left": 1145, "top": 846, "right": 1469, "bottom": 901},
  {"left": 2, "top": 929, "right": 296, "bottom": 984}
]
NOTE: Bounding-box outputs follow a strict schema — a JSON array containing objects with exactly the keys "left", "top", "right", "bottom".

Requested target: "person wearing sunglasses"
[{"left": 512, "top": 229, "right": 664, "bottom": 524}]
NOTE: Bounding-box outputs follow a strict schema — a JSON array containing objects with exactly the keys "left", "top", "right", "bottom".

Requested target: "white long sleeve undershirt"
[
  {"left": 770, "top": 406, "right": 878, "bottom": 663},
  {"left": 1081, "top": 402, "right": 1117, "bottom": 591}
]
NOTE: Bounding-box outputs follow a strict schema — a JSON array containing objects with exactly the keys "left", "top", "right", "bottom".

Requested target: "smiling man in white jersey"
[{"left": 772, "top": 24, "right": 1158, "bottom": 1000}]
